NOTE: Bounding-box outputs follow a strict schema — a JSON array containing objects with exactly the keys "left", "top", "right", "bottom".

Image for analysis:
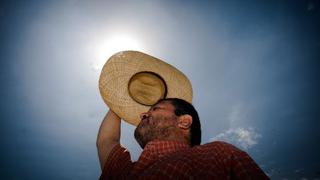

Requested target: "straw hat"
[{"left": 99, "top": 51, "right": 193, "bottom": 126}]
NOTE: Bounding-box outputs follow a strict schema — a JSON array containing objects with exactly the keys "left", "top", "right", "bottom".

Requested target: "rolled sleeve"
[{"left": 100, "top": 144, "right": 134, "bottom": 180}]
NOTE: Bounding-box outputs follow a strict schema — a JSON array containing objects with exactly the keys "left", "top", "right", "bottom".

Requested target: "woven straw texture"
[{"left": 99, "top": 51, "right": 193, "bottom": 126}]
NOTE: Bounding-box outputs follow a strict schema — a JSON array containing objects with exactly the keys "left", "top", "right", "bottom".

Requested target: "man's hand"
[{"left": 96, "top": 110, "right": 121, "bottom": 170}]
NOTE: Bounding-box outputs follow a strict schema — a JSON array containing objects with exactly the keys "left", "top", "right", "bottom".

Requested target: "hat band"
[{"left": 128, "top": 71, "right": 167, "bottom": 106}]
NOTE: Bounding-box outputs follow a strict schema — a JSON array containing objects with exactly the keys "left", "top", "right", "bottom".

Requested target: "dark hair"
[{"left": 157, "top": 98, "right": 201, "bottom": 146}]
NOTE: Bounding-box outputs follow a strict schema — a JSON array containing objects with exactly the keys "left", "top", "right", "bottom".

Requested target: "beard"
[
  {"left": 134, "top": 123, "right": 154, "bottom": 149},
  {"left": 134, "top": 115, "right": 177, "bottom": 149}
]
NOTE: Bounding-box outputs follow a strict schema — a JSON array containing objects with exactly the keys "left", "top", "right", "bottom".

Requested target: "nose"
[{"left": 140, "top": 112, "right": 149, "bottom": 120}]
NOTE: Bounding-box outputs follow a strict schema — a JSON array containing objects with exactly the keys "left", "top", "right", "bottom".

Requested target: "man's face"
[{"left": 134, "top": 101, "right": 178, "bottom": 148}]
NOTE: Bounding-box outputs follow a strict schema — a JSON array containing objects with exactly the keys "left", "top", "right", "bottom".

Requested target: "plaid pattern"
[{"left": 100, "top": 140, "right": 269, "bottom": 180}]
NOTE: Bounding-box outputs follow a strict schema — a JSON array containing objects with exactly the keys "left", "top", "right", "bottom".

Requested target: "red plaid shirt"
[{"left": 100, "top": 140, "right": 269, "bottom": 180}]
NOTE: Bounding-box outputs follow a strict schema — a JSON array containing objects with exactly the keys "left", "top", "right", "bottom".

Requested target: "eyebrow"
[{"left": 150, "top": 105, "right": 160, "bottom": 110}]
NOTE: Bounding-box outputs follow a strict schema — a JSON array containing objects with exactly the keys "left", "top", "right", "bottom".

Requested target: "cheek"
[
  {"left": 153, "top": 115, "right": 177, "bottom": 127},
  {"left": 150, "top": 115, "right": 166, "bottom": 126}
]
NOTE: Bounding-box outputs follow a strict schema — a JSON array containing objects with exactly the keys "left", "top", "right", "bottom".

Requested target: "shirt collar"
[{"left": 142, "top": 140, "right": 190, "bottom": 159}]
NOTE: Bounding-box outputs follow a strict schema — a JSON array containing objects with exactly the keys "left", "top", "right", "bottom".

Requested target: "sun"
[{"left": 90, "top": 33, "right": 146, "bottom": 72}]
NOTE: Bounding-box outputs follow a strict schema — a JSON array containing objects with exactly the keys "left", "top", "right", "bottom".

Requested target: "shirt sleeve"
[
  {"left": 99, "top": 143, "right": 134, "bottom": 180},
  {"left": 229, "top": 146, "right": 270, "bottom": 180}
]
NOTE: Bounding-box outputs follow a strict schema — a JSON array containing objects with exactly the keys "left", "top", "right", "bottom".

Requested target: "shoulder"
[
  {"left": 191, "top": 141, "right": 246, "bottom": 159},
  {"left": 198, "top": 141, "right": 242, "bottom": 151}
]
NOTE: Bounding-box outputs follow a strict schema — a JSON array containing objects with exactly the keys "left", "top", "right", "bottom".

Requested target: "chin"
[
  {"left": 134, "top": 127, "right": 152, "bottom": 149},
  {"left": 134, "top": 128, "right": 145, "bottom": 147}
]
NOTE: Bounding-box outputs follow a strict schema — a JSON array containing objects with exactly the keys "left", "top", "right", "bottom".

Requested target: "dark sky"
[{"left": 1, "top": 0, "right": 320, "bottom": 179}]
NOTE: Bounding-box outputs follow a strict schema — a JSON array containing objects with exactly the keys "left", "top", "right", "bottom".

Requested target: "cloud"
[
  {"left": 210, "top": 127, "right": 261, "bottom": 150},
  {"left": 294, "top": 168, "right": 304, "bottom": 173}
]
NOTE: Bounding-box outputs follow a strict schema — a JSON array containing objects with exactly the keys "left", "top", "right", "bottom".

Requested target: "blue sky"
[{"left": 1, "top": 0, "right": 319, "bottom": 179}]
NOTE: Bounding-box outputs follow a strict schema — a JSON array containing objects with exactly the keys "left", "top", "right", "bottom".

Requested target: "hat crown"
[{"left": 128, "top": 71, "right": 167, "bottom": 106}]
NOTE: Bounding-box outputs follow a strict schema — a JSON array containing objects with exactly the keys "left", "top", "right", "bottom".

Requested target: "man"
[{"left": 97, "top": 98, "right": 269, "bottom": 179}]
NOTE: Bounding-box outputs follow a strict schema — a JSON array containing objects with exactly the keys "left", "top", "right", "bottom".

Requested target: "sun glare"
[{"left": 90, "top": 34, "right": 146, "bottom": 72}]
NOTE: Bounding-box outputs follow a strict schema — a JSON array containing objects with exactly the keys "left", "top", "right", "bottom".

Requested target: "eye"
[{"left": 152, "top": 107, "right": 161, "bottom": 111}]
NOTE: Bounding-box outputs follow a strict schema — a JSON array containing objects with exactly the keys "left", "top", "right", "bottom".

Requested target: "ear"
[{"left": 177, "top": 114, "right": 193, "bottom": 130}]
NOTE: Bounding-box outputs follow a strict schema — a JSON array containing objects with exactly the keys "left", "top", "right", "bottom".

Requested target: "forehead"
[{"left": 151, "top": 100, "right": 174, "bottom": 109}]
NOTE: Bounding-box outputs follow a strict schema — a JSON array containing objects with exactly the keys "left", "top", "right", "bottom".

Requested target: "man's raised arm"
[{"left": 96, "top": 110, "right": 121, "bottom": 170}]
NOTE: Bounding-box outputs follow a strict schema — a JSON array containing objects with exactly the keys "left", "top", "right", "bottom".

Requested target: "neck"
[
  {"left": 151, "top": 127, "right": 190, "bottom": 146},
  {"left": 135, "top": 125, "right": 191, "bottom": 149}
]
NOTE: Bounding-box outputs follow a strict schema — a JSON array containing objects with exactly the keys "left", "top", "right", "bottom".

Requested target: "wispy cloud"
[
  {"left": 210, "top": 127, "right": 261, "bottom": 150},
  {"left": 294, "top": 168, "right": 304, "bottom": 173}
]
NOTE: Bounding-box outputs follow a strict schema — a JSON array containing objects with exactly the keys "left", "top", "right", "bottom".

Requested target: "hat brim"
[{"left": 99, "top": 51, "right": 193, "bottom": 126}]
